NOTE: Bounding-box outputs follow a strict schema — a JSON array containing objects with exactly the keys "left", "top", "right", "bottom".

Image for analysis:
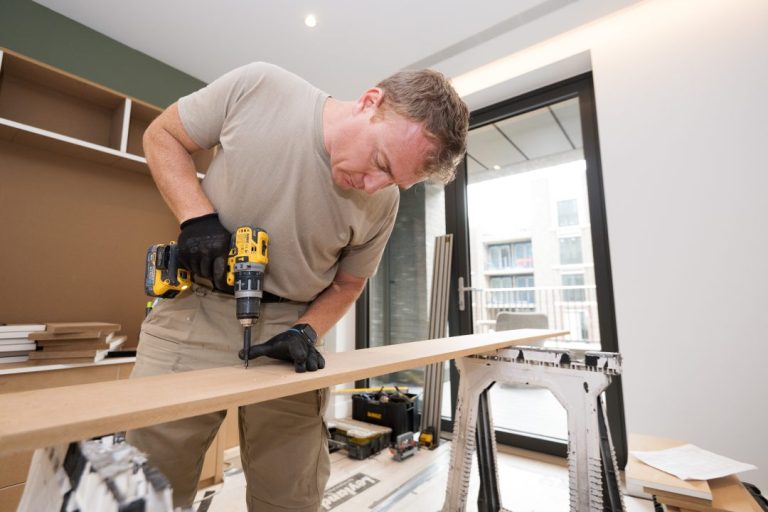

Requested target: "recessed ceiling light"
[
  {"left": 493, "top": 165, "right": 501, "bottom": 170},
  {"left": 305, "top": 14, "right": 317, "bottom": 28}
]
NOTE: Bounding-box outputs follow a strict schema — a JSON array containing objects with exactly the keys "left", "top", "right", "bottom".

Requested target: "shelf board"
[
  {"left": 1, "top": 48, "right": 129, "bottom": 110},
  {"left": 0, "top": 117, "right": 149, "bottom": 174}
]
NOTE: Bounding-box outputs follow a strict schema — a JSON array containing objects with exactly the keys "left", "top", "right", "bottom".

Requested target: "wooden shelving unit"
[
  {"left": 0, "top": 48, "right": 212, "bottom": 174},
  {"left": 0, "top": 50, "right": 220, "bottom": 509}
]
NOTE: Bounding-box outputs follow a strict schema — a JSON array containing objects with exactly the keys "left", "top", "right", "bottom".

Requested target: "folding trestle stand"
[{"left": 442, "top": 346, "right": 625, "bottom": 512}]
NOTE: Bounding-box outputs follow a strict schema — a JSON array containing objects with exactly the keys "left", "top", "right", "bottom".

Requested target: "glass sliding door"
[{"left": 446, "top": 73, "right": 626, "bottom": 463}]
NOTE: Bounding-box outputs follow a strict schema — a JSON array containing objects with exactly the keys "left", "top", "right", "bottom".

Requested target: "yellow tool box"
[{"left": 327, "top": 418, "right": 392, "bottom": 460}]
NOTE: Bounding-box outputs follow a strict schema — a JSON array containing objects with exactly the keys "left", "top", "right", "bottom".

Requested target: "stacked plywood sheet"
[
  {"left": 626, "top": 434, "right": 762, "bottom": 512},
  {"left": 27, "top": 322, "right": 124, "bottom": 364},
  {"left": 0, "top": 324, "right": 44, "bottom": 364}
]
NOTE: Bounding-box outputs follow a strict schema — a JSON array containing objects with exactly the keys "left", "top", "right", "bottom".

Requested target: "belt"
[
  {"left": 191, "top": 282, "right": 302, "bottom": 304},
  {"left": 262, "top": 291, "right": 293, "bottom": 303}
]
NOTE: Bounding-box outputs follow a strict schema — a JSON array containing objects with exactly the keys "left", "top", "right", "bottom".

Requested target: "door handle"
[{"left": 458, "top": 276, "right": 474, "bottom": 311}]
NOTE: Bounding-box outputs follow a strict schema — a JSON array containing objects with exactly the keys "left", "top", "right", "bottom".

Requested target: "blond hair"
[{"left": 376, "top": 69, "right": 469, "bottom": 183}]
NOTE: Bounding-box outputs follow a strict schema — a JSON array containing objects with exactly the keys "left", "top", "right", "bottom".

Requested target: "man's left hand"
[{"left": 239, "top": 329, "right": 325, "bottom": 373}]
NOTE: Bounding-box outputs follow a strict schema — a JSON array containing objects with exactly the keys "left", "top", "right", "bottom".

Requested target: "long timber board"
[{"left": 0, "top": 329, "right": 565, "bottom": 456}]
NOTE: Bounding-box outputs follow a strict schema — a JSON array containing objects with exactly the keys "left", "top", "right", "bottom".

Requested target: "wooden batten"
[
  {"left": 0, "top": 329, "right": 565, "bottom": 456},
  {"left": 109, "top": 98, "right": 131, "bottom": 153}
]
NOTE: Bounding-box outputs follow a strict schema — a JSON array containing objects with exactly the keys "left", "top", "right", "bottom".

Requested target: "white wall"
[
  {"left": 594, "top": 2, "right": 768, "bottom": 490},
  {"left": 444, "top": 0, "right": 768, "bottom": 490}
]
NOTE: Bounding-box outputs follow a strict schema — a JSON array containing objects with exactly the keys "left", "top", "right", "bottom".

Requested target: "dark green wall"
[{"left": 0, "top": 0, "right": 206, "bottom": 107}]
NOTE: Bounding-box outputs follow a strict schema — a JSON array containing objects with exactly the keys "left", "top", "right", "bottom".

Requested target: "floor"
[{"left": 196, "top": 441, "right": 655, "bottom": 512}]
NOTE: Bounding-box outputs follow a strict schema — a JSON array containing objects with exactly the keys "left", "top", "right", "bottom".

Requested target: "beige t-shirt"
[{"left": 178, "top": 63, "right": 399, "bottom": 302}]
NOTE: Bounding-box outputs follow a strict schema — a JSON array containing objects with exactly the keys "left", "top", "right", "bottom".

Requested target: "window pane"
[
  {"left": 562, "top": 273, "right": 586, "bottom": 301},
  {"left": 557, "top": 199, "right": 578, "bottom": 226},
  {"left": 559, "top": 236, "right": 582, "bottom": 264},
  {"left": 489, "top": 275, "right": 513, "bottom": 305},
  {"left": 514, "top": 241, "right": 533, "bottom": 268},
  {"left": 466, "top": 96, "right": 599, "bottom": 443}
]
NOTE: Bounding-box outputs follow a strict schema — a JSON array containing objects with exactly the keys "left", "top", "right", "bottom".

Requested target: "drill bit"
[{"left": 243, "top": 325, "right": 251, "bottom": 369}]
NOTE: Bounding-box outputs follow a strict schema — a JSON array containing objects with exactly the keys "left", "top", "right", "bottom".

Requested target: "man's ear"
[{"left": 356, "top": 87, "right": 384, "bottom": 112}]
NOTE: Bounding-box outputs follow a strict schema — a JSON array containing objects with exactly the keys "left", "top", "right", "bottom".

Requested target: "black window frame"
[{"left": 444, "top": 72, "right": 628, "bottom": 467}]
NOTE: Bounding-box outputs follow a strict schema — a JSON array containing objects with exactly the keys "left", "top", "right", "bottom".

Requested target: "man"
[{"left": 128, "top": 62, "right": 468, "bottom": 511}]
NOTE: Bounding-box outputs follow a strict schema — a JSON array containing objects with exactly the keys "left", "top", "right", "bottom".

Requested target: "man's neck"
[{"left": 322, "top": 97, "right": 353, "bottom": 155}]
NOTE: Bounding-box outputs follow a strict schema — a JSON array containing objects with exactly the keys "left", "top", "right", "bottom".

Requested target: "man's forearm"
[
  {"left": 297, "top": 275, "right": 366, "bottom": 339},
  {"left": 143, "top": 104, "right": 215, "bottom": 223}
]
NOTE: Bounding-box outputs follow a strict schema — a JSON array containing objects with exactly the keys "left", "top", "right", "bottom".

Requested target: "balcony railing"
[{"left": 469, "top": 285, "right": 600, "bottom": 344}]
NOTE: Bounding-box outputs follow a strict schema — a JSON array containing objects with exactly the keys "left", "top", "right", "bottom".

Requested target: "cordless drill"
[
  {"left": 226, "top": 226, "right": 269, "bottom": 369},
  {"left": 145, "top": 226, "right": 269, "bottom": 368}
]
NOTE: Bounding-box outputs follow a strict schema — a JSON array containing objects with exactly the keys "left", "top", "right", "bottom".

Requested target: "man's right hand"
[{"left": 177, "top": 213, "right": 233, "bottom": 292}]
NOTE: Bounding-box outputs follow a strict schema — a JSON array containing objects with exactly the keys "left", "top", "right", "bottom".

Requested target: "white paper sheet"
[{"left": 631, "top": 444, "right": 757, "bottom": 481}]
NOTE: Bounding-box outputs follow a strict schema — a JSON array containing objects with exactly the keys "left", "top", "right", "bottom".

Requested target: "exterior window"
[
  {"left": 557, "top": 199, "right": 578, "bottom": 226},
  {"left": 487, "top": 241, "right": 532, "bottom": 270},
  {"left": 488, "top": 244, "right": 511, "bottom": 270},
  {"left": 559, "top": 237, "right": 582, "bottom": 264},
  {"left": 489, "top": 274, "right": 534, "bottom": 305},
  {"left": 562, "top": 273, "right": 586, "bottom": 301}
]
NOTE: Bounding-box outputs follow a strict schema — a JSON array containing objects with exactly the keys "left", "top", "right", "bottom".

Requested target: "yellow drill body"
[{"left": 226, "top": 226, "right": 269, "bottom": 368}]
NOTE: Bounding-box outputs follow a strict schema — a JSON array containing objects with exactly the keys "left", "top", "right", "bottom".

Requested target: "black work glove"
[
  {"left": 177, "top": 213, "right": 233, "bottom": 293},
  {"left": 239, "top": 328, "right": 326, "bottom": 373}
]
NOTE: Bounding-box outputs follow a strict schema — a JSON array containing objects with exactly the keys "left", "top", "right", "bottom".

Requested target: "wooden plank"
[
  {"left": 223, "top": 407, "right": 239, "bottom": 450},
  {"left": 30, "top": 331, "right": 104, "bottom": 341},
  {"left": 0, "top": 363, "right": 128, "bottom": 395},
  {"left": 0, "top": 482, "right": 24, "bottom": 512},
  {"left": 0, "top": 329, "right": 564, "bottom": 456},
  {"left": 708, "top": 475, "right": 762, "bottom": 512},
  {"left": 646, "top": 486, "right": 711, "bottom": 507},
  {"left": 0, "top": 359, "right": 134, "bottom": 378},
  {"left": 627, "top": 433, "right": 712, "bottom": 501},
  {"left": 45, "top": 322, "right": 121, "bottom": 334},
  {"left": 0, "top": 450, "right": 32, "bottom": 488},
  {"left": 653, "top": 478, "right": 762, "bottom": 512}
]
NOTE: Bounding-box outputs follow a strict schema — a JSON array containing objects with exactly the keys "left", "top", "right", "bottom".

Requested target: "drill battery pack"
[{"left": 144, "top": 243, "right": 191, "bottom": 298}]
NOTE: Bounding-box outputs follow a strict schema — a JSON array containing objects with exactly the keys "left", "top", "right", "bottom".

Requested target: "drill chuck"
[{"left": 234, "top": 261, "right": 265, "bottom": 324}]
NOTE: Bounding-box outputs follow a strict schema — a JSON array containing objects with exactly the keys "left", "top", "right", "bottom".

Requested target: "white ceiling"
[{"left": 32, "top": 0, "right": 642, "bottom": 100}]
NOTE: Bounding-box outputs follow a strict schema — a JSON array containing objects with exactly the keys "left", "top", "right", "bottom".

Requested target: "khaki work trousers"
[{"left": 126, "top": 285, "right": 330, "bottom": 512}]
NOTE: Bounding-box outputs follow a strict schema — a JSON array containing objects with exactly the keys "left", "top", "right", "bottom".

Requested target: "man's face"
[{"left": 330, "top": 90, "right": 434, "bottom": 195}]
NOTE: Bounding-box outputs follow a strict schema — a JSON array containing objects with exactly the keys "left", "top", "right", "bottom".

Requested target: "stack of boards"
[
  {"left": 0, "top": 324, "right": 43, "bottom": 363},
  {"left": 0, "top": 322, "right": 125, "bottom": 365},
  {"left": 626, "top": 434, "right": 763, "bottom": 512}
]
